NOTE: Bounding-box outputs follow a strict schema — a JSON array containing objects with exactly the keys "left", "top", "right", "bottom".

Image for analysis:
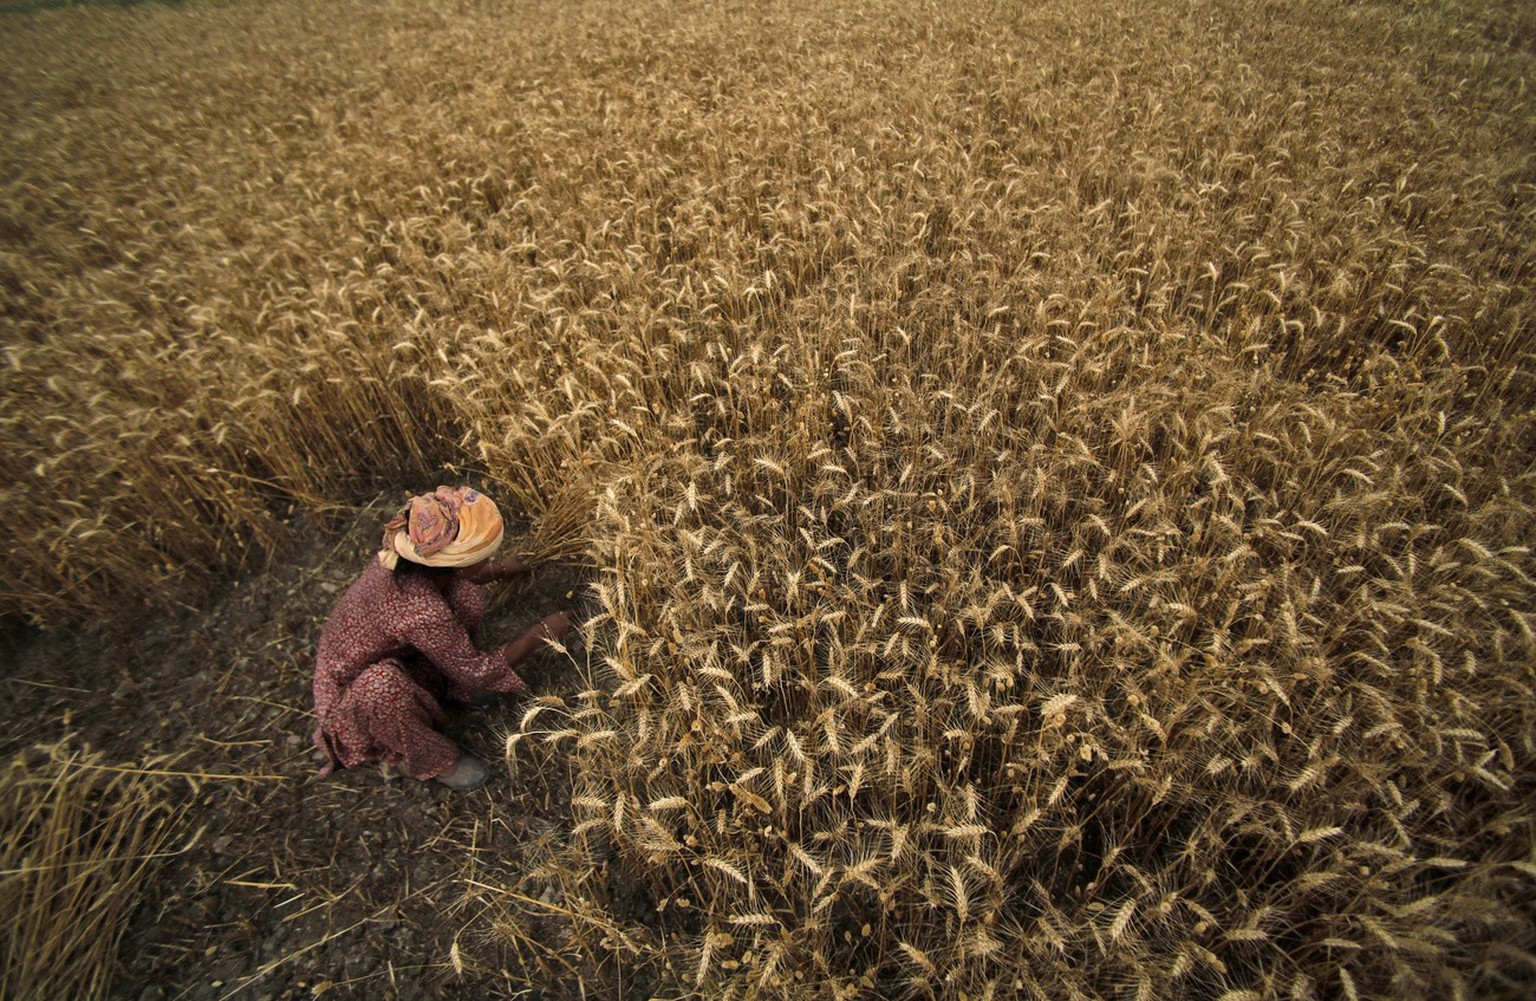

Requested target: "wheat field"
[{"left": 3, "top": 0, "right": 1534, "bottom": 997}]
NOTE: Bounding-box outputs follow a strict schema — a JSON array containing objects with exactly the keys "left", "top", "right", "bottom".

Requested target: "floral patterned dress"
[{"left": 310, "top": 559, "right": 526, "bottom": 780}]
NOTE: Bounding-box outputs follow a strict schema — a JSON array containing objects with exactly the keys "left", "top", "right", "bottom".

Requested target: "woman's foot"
[{"left": 434, "top": 754, "right": 488, "bottom": 790}]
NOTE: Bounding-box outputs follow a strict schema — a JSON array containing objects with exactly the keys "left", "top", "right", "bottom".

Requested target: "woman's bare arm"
[
  {"left": 503, "top": 612, "right": 573, "bottom": 669},
  {"left": 455, "top": 554, "right": 531, "bottom": 586}
]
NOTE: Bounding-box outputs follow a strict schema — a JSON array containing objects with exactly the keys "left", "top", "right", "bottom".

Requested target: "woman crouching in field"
[{"left": 311, "top": 486, "right": 570, "bottom": 791}]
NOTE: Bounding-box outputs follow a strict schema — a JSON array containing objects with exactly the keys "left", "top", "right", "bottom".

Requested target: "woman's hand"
[
  {"left": 503, "top": 611, "right": 575, "bottom": 668},
  {"left": 493, "top": 554, "right": 531, "bottom": 577},
  {"left": 535, "top": 611, "right": 572, "bottom": 642}
]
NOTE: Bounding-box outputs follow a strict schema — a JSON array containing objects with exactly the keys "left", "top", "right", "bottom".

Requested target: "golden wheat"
[{"left": 5, "top": 0, "right": 1535, "bottom": 996}]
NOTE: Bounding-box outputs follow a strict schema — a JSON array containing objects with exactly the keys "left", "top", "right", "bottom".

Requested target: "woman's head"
[{"left": 377, "top": 486, "right": 504, "bottom": 571}]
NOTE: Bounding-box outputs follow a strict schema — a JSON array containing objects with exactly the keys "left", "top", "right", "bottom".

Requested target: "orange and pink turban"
[{"left": 377, "top": 486, "right": 504, "bottom": 570}]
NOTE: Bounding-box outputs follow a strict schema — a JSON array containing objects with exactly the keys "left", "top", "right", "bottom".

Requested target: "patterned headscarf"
[{"left": 377, "top": 486, "right": 504, "bottom": 570}]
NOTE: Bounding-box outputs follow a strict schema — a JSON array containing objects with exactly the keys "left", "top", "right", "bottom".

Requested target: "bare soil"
[{"left": 1, "top": 496, "right": 599, "bottom": 1000}]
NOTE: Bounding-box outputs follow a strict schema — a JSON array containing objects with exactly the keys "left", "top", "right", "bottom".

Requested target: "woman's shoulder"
[
  {"left": 377, "top": 562, "right": 459, "bottom": 623},
  {"left": 318, "top": 560, "right": 396, "bottom": 651},
  {"left": 333, "top": 559, "right": 413, "bottom": 618},
  {"left": 342, "top": 557, "right": 393, "bottom": 599}
]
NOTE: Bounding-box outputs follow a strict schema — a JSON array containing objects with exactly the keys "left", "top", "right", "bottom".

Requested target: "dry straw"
[{"left": 0, "top": 742, "right": 195, "bottom": 1001}]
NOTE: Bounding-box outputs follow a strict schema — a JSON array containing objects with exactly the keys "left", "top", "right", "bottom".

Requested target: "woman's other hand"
[
  {"left": 503, "top": 611, "right": 575, "bottom": 668},
  {"left": 536, "top": 611, "right": 572, "bottom": 642}
]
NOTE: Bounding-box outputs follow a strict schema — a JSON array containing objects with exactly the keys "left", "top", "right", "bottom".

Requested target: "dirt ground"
[{"left": 1, "top": 494, "right": 602, "bottom": 1001}]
